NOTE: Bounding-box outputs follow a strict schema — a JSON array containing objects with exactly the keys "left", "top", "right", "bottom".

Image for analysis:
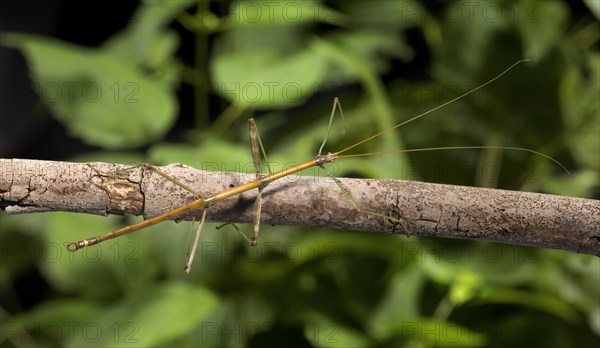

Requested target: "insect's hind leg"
[
  {"left": 184, "top": 209, "right": 207, "bottom": 274},
  {"left": 141, "top": 164, "right": 204, "bottom": 197},
  {"left": 88, "top": 162, "right": 204, "bottom": 198},
  {"left": 248, "top": 118, "right": 272, "bottom": 246},
  {"left": 327, "top": 173, "right": 412, "bottom": 236}
]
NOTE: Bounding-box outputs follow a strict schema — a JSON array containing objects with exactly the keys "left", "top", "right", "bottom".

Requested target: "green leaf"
[
  {"left": 583, "top": 0, "right": 600, "bottom": 19},
  {"left": 517, "top": 0, "right": 569, "bottom": 63},
  {"left": 368, "top": 267, "right": 425, "bottom": 339},
  {"left": 420, "top": 241, "right": 539, "bottom": 286},
  {"left": 304, "top": 317, "right": 369, "bottom": 348},
  {"left": 478, "top": 286, "right": 581, "bottom": 324},
  {"left": 148, "top": 139, "right": 253, "bottom": 169},
  {"left": 115, "top": 0, "right": 194, "bottom": 65},
  {"left": 39, "top": 213, "right": 160, "bottom": 297},
  {"left": 542, "top": 251, "right": 600, "bottom": 335},
  {"left": 226, "top": 0, "right": 346, "bottom": 27},
  {"left": 540, "top": 170, "right": 599, "bottom": 198},
  {"left": 449, "top": 272, "right": 483, "bottom": 305},
  {"left": 327, "top": 29, "right": 414, "bottom": 72},
  {"left": 430, "top": 0, "right": 513, "bottom": 84},
  {"left": 198, "top": 296, "right": 276, "bottom": 347},
  {"left": 66, "top": 282, "right": 219, "bottom": 347},
  {"left": 560, "top": 52, "right": 600, "bottom": 171},
  {"left": 1, "top": 299, "right": 101, "bottom": 345},
  {"left": 383, "top": 318, "right": 487, "bottom": 347},
  {"left": 211, "top": 46, "right": 329, "bottom": 107},
  {"left": 2, "top": 33, "right": 177, "bottom": 149}
]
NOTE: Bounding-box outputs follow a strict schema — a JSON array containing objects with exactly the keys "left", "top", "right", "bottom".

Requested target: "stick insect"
[{"left": 66, "top": 60, "right": 567, "bottom": 273}]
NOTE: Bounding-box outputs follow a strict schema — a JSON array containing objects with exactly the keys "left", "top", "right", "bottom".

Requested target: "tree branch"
[{"left": 1, "top": 158, "right": 599, "bottom": 256}]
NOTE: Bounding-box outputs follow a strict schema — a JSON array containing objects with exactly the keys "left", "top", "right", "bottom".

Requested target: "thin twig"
[{"left": 1, "top": 158, "right": 599, "bottom": 256}]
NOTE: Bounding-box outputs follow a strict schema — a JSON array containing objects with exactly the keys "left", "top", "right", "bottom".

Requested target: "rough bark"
[{"left": 1, "top": 158, "right": 599, "bottom": 256}]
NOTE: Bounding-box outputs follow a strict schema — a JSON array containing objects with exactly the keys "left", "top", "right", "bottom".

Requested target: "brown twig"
[{"left": 1, "top": 158, "right": 599, "bottom": 256}]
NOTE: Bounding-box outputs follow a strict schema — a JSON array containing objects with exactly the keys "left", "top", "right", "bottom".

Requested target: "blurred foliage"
[{"left": 1, "top": 0, "right": 599, "bottom": 347}]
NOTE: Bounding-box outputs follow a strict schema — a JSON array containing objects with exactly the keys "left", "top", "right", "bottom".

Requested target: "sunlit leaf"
[
  {"left": 211, "top": 46, "right": 329, "bottom": 107},
  {"left": 66, "top": 282, "right": 219, "bottom": 347},
  {"left": 148, "top": 139, "right": 253, "bottom": 170},
  {"left": 2, "top": 31, "right": 178, "bottom": 149},
  {"left": 304, "top": 317, "right": 369, "bottom": 348},
  {"left": 380, "top": 318, "right": 487, "bottom": 347},
  {"left": 583, "top": 0, "right": 600, "bottom": 19},
  {"left": 0, "top": 299, "right": 101, "bottom": 345},
  {"left": 517, "top": 0, "right": 569, "bottom": 62},
  {"left": 478, "top": 286, "right": 580, "bottom": 324},
  {"left": 226, "top": 0, "right": 346, "bottom": 27}
]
